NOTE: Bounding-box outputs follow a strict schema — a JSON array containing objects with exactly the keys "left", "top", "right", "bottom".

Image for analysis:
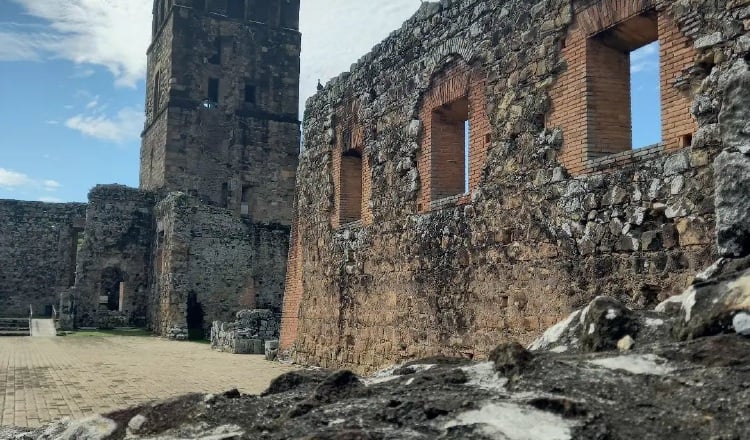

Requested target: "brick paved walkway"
[{"left": 0, "top": 335, "right": 297, "bottom": 428}]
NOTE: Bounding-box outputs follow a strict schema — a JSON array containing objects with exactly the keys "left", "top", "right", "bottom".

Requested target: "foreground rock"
[
  {"left": 6, "top": 335, "right": 750, "bottom": 439},
  {"left": 5, "top": 260, "right": 750, "bottom": 439}
]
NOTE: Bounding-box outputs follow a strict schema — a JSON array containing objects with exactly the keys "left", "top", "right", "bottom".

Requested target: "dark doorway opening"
[
  {"left": 186, "top": 293, "right": 205, "bottom": 340},
  {"left": 101, "top": 267, "right": 124, "bottom": 311}
]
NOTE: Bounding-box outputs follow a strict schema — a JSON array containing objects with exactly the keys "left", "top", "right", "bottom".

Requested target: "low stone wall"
[{"left": 211, "top": 309, "right": 279, "bottom": 354}]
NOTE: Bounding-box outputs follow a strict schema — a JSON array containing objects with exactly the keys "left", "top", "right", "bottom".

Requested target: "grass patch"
[{"left": 66, "top": 328, "right": 154, "bottom": 338}]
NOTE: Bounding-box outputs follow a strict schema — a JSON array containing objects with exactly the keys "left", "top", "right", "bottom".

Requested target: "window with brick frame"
[
  {"left": 339, "top": 149, "right": 363, "bottom": 224},
  {"left": 416, "top": 59, "right": 490, "bottom": 212},
  {"left": 430, "top": 96, "right": 470, "bottom": 200},
  {"left": 586, "top": 10, "right": 660, "bottom": 158},
  {"left": 332, "top": 101, "right": 372, "bottom": 227}
]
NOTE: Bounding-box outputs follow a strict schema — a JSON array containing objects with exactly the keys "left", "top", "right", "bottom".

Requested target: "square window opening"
[
  {"left": 241, "top": 185, "right": 252, "bottom": 216},
  {"left": 678, "top": 133, "right": 693, "bottom": 148},
  {"left": 587, "top": 12, "right": 660, "bottom": 158},
  {"left": 227, "top": 0, "right": 245, "bottom": 19},
  {"left": 430, "top": 96, "right": 469, "bottom": 200},
  {"left": 244, "top": 83, "right": 256, "bottom": 103},
  {"left": 207, "top": 78, "right": 219, "bottom": 104},
  {"left": 247, "top": 0, "right": 270, "bottom": 23}
]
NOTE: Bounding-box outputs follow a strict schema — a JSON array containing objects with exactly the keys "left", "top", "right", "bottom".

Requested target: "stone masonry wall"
[
  {"left": 152, "top": 192, "right": 289, "bottom": 338},
  {"left": 281, "top": 0, "right": 749, "bottom": 373},
  {"left": 140, "top": 1, "right": 300, "bottom": 226},
  {"left": 0, "top": 201, "right": 86, "bottom": 317},
  {"left": 73, "top": 185, "right": 155, "bottom": 328}
]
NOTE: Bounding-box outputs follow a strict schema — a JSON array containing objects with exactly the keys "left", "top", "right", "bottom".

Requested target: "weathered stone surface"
[
  {"left": 211, "top": 309, "right": 280, "bottom": 354},
  {"left": 580, "top": 297, "right": 638, "bottom": 353},
  {"left": 1, "top": 1, "right": 300, "bottom": 339},
  {"left": 13, "top": 314, "right": 750, "bottom": 440},
  {"left": 715, "top": 152, "right": 750, "bottom": 257},
  {"left": 140, "top": 1, "right": 300, "bottom": 226},
  {"left": 153, "top": 194, "right": 289, "bottom": 338},
  {"left": 280, "top": 0, "right": 742, "bottom": 374},
  {"left": 0, "top": 200, "right": 85, "bottom": 318},
  {"left": 70, "top": 185, "right": 155, "bottom": 329},
  {"left": 488, "top": 342, "right": 533, "bottom": 377},
  {"left": 718, "top": 60, "right": 750, "bottom": 150},
  {"left": 661, "top": 259, "right": 750, "bottom": 340}
]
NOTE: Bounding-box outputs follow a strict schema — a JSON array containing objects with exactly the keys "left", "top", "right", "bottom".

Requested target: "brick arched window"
[
  {"left": 332, "top": 101, "right": 372, "bottom": 228},
  {"left": 417, "top": 58, "right": 490, "bottom": 212},
  {"left": 548, "top": 0, "right": 696, "bottom": 175}
]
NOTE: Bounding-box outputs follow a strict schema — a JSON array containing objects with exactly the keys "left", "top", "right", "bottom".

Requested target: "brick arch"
[{"left": 424, "top": 36, "right": 484, "bottom": 73}]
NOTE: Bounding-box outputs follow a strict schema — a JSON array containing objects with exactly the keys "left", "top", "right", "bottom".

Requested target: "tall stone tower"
[{"left": 140, "top": 0, "right": 301, "bottom": 225}]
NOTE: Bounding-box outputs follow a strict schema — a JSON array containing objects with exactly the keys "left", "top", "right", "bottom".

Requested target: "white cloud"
[
  {"left": 65, "top": 106, "right": 144, "bottom": 143},
  {"left": 0, "top": 168, "right": 62, "bottom": 195},
  {"left": 0, "top": 28, "right": 58, "bottom": 61},
  {"left": 631, "top": 42, "right": 659, "bottom": 74},
  {"left": 0, "top": 168, "right": 33, "bottom": 188},
  {"left": 5, "top": 0, "right": 420, "bottom": 109},
  {"left": 85, "top": 96, "right": 100, "bottom": 110},
  {"left": 7, "top": 0, "right": 152, "bottom": 87},
  {"left": 300, "top": 1, "right": 420, "bottom": 113},
  {"left": 43, "top": 180, "right": 61, "bottom": 191}
]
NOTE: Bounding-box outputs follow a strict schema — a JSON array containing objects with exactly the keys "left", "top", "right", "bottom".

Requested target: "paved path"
[
  {"left": 30, "top": 320, "right": 55, "bottom": 337},
  {"left": 0, "top": 335, "right": 297, "bottom": 428}
]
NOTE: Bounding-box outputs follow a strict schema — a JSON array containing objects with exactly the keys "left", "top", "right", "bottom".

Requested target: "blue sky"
[{"left": 0, "top": 1, "right": 661, "bottom": 203}]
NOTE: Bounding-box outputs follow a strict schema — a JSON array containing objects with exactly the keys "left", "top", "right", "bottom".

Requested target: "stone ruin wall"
[
  {"left": 151, "top": 193, "right": 290, "bottom": 338},
  {"left": 72, "top": 185, "right": 156, "bottom": 328},
  {"left": 0, "top": 200, "right": 86, "bottom": 317},
  {"left": 281, "top": 0, "right": 750, "bottom": 373}
]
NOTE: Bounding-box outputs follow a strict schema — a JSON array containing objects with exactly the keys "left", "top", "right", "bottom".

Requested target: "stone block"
[{"left": 715, "top": 152, "right": 750, "bottom": 257}]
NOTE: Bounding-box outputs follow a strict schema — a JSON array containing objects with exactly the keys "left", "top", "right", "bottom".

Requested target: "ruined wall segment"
[
  {"left": 0, "top": 201, "right": 86, "bottom": 317},
  {"left": 151, "top": 193, "right": 290, "bottom": 339},
  {"left": 140, "top": 0, "right": 301, "bottom": 226},
  {"left": 548, "top": 0, "right": 698, "bottom": 174},
  {"left": 73, "top": 185, "right": 155, "bottom": 328},
  {"left": 282, "top": 0, "right": 747, "bottom": 373}
]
